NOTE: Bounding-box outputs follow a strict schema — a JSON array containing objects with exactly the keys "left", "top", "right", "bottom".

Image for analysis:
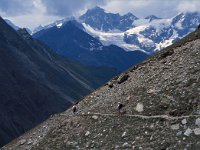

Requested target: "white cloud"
[
  {"left": 3, "top": 0, "right": 61, "bottom": 30},
  {"left": 0, "top": 0, "right": 34, "bottom": 16},
  {"left": 1, "top": 0, "right": 200, "bottom": 30},
  {"left": 42, "top": 0, "right": 107, "bottom": 16},
  {"left": 6, "top": 14, "right": 61, "bottom": 30},
  {"left": 102, "top": 0, "right": 181, "bottom": 18},
  {"left": 177, "top": 1, "right": 200, "bottom": 12},
  {"left": 1, "top": 0, "right": 107, "bottom": 29},
  {"left": 103, "top": 0, "right": 152, "bottom": 15}
]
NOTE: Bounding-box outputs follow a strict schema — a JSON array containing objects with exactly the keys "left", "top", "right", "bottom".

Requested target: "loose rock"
[
  {"left": 171, "top": 124, "right": 180, "bottom": 130},
  {"left": 126, "top": 96, "right": 131, "bottom": 100},
  {"left": 181, "top": 119, "right": 187, "bottom": 125},
  {"left": 136, "top": 103, "right": 144, "bottom": 112},
  {"left": 92, "top": 115, "right": 98, "bottom": 120},
  {"left": 19, "top": 139, "right": 26, "bottom": 145},
  {"left": 85, "top": 131, "right": 90, "bottom": 136},
  {"left": 122, "top": 142, "right": 129, "bottom": 147},
  {"left": 195, "top": 118, "right": 200, "bottom": 126},
  {"left": 117, "top": 74, "right": 129, "bottom": 84},
  {"left": 194, "top": 128, "right": 200, "bottom": 135},
  {"left": 107, "top": 82, "right": 113, "bottom": 88},
  {"left": 184, "top": 128, "right": 193, "bottom": 136},
  {"left": 121, "top": 131, "right": 127, "bottom": 138},
  {"left": 27, "top": 139, "right": 33, "bottom": 145},
  {"left": 176, "top": 131, "right": 182, "bottom": 136}
]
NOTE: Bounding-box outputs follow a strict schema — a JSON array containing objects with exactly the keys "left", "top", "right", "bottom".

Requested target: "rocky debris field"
[{"left": 2, "top": 29, "right": 200, "bottom": 150}]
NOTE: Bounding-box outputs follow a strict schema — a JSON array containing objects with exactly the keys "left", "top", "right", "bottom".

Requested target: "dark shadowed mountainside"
[
  {"left": 0, "top": 17, "right": 117, "bottom": 147},
  {"left": 33, "top": 20, "right": 149, "bottom": 71}
]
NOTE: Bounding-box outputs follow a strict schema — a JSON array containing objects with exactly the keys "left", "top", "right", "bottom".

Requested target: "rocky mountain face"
[
  {"left": 33, "top": 20, "right": 149, "bottom": 71},
  {"left": 79, "top": 6, "right": 138, "bottom": 32},
  {"left": 172, "top": 12, "right": 200, "bottom": 37},
  {"left": 3, "top": 22, "right": 200, "bottom": 150},
  {"left": 0, "top": 17, "right": 117, "bottom": 147},
  {"left": 125, "top": 12, "right": 200, "bottom": 52}
]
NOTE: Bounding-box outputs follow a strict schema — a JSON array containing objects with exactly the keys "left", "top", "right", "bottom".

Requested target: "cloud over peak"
[
  {"left": 0, "top": 0, "right": 200, "bottom": 29},
  {"left": 42, "top": 0, "right": 107, "bottom": 16}
]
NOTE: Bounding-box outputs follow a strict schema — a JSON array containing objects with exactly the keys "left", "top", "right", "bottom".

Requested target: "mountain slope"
[
  {"left": 0, "top": 17, "right": 117, "bottom": 147},
  {"left": 4, "top": 19, "right": 19, "bottom": 30},
  {"left": 3, "top": 23, "right": 200, "bottom": 150},
  {"left": 4, "top": 19, "right": 31, "bottom": 33},
  {"left": 33, "top": 20, "right": 149, "bottom": 71}
]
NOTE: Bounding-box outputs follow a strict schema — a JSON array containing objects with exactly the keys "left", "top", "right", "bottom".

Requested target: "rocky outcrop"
[
  {"left": 2, "top": 28, "right": 200, "bottom": 150},
  {"left": 79, "top": 6, "right": 138, "bottom": 32}
]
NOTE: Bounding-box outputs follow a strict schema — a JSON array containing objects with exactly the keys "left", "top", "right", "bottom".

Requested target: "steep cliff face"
[
  {"left": 79, "top": 6, "right": 138, "bottom": 31},
  {"left": 0, "top": 17, "right": 117, "bottom": 147},
  {"left": 2, "top": 27, "right": 200, "bottom": 150}
]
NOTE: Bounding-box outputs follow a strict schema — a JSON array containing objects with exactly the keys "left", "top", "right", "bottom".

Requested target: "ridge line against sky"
[{"left": 0, "top": 0, "right": 200, "bottom": 30}]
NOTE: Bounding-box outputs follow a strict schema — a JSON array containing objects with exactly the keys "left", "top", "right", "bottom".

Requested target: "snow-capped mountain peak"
[
  {"left": 32, "top": 16, "right": 75, "bottom": 34},
  {"left": 32, "top": 25, "right": 44, "bottom": 34},
  {"left": 4, "top": 19, "right": 19, "bottom": 30},
  {"left": 87, "top": 6, "right": 105, "bottom": 13},
  {"left": 80, "top": 9, "right": 200, "bottom": 53},
  {"left": 33, "top": 7, "right": 200, "bottom": 54},
  {"left": 171, "top": 11, "right": 200, "bottom": 37},
  {"left": 79, "top": 6, "right": 138, "bottom": 32},
  {"left": 122, "top": 12, "right": 138, "bottom": 20}
]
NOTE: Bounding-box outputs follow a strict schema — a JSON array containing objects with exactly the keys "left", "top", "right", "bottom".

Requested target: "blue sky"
[{"left": 0, "top": 0, "right": 200, "bottom": 30}]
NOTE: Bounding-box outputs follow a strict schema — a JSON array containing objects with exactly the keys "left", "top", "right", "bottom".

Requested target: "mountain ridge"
[
  {"left": 32, "top": 7, "right": 200, "bottom": 54},
  {"left": 79, "top": 6, "right": 138, "bottom": 32}
]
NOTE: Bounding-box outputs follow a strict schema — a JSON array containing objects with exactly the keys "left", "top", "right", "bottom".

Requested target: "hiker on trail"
[
  {"left": 72, "top": 101, "right": 79, "bottom": 114},
  {"left": 72, "top": 104, "right": 77, "bottom": 113},
  {"left": 117, "top": 102, "right": 125, "bottom": 114},
  {"left": 198, "top": 24, "right": 200, "bottom": 29}
]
